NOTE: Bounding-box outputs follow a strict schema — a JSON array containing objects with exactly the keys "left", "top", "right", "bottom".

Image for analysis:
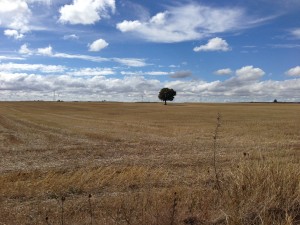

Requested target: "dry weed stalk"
[
  {"left": 45, "top": 216, "right": 50, "bottom": 225},
  {"left": 170, "top": 192, "right": 178, "bottom": 225},
  {"left": 88, "top": 194, "right": 93, "bottom": 225},
  {"left": 61, "top": 196, "right": 65, "bottom": 225},
  {"left": 212, "top": 113, "right": 221, "bottom": 191}
]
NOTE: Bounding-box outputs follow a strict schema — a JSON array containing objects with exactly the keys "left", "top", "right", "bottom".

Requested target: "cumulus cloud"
[
  {"left": 150, "top": 12, "right": 166, "bottom": 25},
  {"left": 0, "top": 0, "right": 63, "bottom": 36},
  {"left": 235, "top": 66, "right": 265, "bottom": 81},
  {"left": 170, "top": 71, "right": 192, "bottom": 79},
  {"left": 116, "top": 3, "right": 269, "bottom": 43},
  {"left": 1, "top": 65, "right": 300, "bottom": 102},
  {"left": 4, "top": 29, "right": 24, "bottom": 39},
  {"left": 207, "top": 66, "right": 264, "bottom": 95},
  {"left": 285, "top": 66, "right": 300, "bottom": 76},
  {"left": 37, "top": 45, "right": 53, "bottom": 56},
  {"left": 88, "top": 39, "right": 109, "bottom": 52},
  {"left": 164, "top": 66, "right": 300, "bottom": 102},
  {"left": 116, "top": 20, "right": 142, "bottom": 32},
  {"left": 0, "top": 72, "right": 162, "bottom": 101},
  {"left": 165, "top": 78, "right": 300, "bottom": 102},
  {"left": 0, "top": 0, "right": 31, "bottom": 33},
  {"left": 214, "top": 68, "right": 232, "bottom": 75},
  {"left": 59, "top": 0, "right": 116, "bottom": 25},
  {"left": 19, "top": 44, "right": 33, "bottom": 55},
  {"left": 194, "top": 37, "right": 230, "bottom": 52}
]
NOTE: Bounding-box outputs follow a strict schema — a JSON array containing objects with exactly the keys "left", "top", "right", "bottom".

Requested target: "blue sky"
[{"left": 0, "top": 0, "right": 300, "bottom": 102}]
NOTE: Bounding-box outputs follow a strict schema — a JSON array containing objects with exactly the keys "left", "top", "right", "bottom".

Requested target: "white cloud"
[
  {"left": 63, "top": 34, "right": 79, "bottom": 40},
  {"left": 113, "top": 58, "right": 147, "bottom": 67},
  {"left": 194, "top": 37, "right": 230, "bottom": 52},
  {"left": 149, "top": 12, "right": 167, "bottom": 25},
  {"left": 165, "top": 78, "right": 300, "bottom": 102},
  {"left": 235, "top": 66, "right": 265, "bottom": 81},
  {"left": 0, "top": 72, "right": 162, "bottom": 101},
  {"left": 18, "top": 45, "right": 147, "bottom": 67},
  {"left": 147, "top": 71, "right": 169, "bottom": 76},
  {"left": 119, "top": 70, "right": 193, "bottom": 80},
  {"left": 27, "top": 0, "right": 52, "bottom": 5},
  {"left": 88, "top": 39, "right": 109, "bottom": 52},
  {"left": 121, "top": 71, "right": 169, "bottom": 76},
  {"left": 37, "top": 45, "right": 53, "bottom": 56},
  {"left": 0, "top": 56, "right": 25, "bottom": 61},
  {"left": 1, "top": 66, "right": 300, "bottom": 102},
  {"left": 0, "top": 0, "right": 31, "bottom": 33},
  {"left": 214, "top": 68, "right": 232, "bottom": 75},
  {"left": 0, "top": 0, "right": 66, "bottom": 36},
  {"left": 116, "top": 20, "right": 142, "bottom": 32},
  {"left": 68, "top": 68, "right": 114, "bottom": 76},
  {"left": 0, "top": 63, "right": 66, "bottom": 73},
  {"left": 121, "top": 71, "right": 143, "bottom": 76},
  {"left": 4, "top": 29, "right": 24, "bottom": 39},
  {"left": 53, "top": 52, "right": 108, "bottom": 62},
  {"left": 291, "top": 28, "right": 300, "bottom": 39},
  {"left": 59, "top": 0, "right": 116, "bottom": 25},
  {"left": 116, "top": 3, "right": 269, "bottom": 43},
  {"left": 0, "top": 62, "right": 118, "bottom": 76},
  {"left": 285, "top": 66, "right": 300, "bottom": 76},
  {"left": 163, "top": 65, "right": 300, "bottom": 102},
  {"left": 19, "top": 44, "right": 32, "bottom": 55}
]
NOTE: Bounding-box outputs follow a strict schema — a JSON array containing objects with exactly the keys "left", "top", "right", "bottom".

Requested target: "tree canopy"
[{"left": 158, "top": 88, "right": 176, "bottom": 105}]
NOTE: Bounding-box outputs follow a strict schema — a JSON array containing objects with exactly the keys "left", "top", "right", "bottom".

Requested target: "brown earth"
[{"left": 0, "top": 102, "right": 299, "bottom": 225}]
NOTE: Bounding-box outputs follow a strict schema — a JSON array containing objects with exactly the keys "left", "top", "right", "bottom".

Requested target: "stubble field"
[{"left": 0, "top": 102, "right": 299, "bottom": 225}]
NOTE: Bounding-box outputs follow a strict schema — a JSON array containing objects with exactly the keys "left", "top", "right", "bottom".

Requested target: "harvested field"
[{"left": 0, "top": 102, "right": 299, "bottom": 224}]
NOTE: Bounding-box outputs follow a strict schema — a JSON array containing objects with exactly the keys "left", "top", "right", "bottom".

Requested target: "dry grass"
[{"left": 0, "top": 102, "right": 299, "bottom": 224}]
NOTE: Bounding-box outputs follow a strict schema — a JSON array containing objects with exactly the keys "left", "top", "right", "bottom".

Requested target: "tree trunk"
[{"left": 164, "top": 100, "right": 167, "bottom": 105}]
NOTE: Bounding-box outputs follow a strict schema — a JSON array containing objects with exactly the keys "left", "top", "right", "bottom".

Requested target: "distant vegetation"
[{"left": 158, "top": 88, "right": 177, "bottom": 105}]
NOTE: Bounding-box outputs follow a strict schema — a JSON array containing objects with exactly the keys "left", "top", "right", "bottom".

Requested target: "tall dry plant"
[
  {"left": 170, "top": 192, "right": 178, "bottom": 225},
  {"left": 88, "top": 194, "right": 94, "bottom": 225},
  {"left": 61, "top": 196, "right": 65, "bottom": 225},
  {"left": 212, "top": 113, "right": 222, "bottom": 191}
]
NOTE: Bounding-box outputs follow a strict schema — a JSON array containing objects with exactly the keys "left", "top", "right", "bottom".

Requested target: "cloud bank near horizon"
[{"left": 0, "top": 64, "right": 299, "bottom": 102}]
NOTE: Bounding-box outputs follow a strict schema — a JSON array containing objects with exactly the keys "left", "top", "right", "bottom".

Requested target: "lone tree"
[{"left": 158, "top": 88, "right": 176, "bottom": 105}]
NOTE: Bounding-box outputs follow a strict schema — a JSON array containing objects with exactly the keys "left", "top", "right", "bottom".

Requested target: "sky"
[{"left": 0, "top": 0, "right": 300, "bottom": 102}]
